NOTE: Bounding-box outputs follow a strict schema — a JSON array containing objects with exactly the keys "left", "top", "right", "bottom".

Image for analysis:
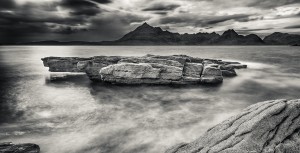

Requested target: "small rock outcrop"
[
  {"left": 42, "top": 54, "right": 247, "bottom": 85},
  {"left": 0, "top": 142, "right": 40, "bottom": 153},
  {"left": 166, "top": 99, "right": 300, "bottom": 153}
]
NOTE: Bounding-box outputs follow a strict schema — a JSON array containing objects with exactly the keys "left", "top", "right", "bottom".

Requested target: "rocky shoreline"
[
  {"left": 42, "top": 54, "right": 247, "bottom": 85},
  {"left": 0, "top": 142, "right": 40, "bottom": 153},
  {"left": 166, "top": 99, "right": 300, "bottom": 153},
  {"left": 2, "top": 99, "right": 299, "bottom": 153}
]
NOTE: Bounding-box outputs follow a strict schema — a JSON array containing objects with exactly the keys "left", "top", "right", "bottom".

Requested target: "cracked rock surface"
[{"left": 166, "top": 99, "right": 300, "bottom": 153}]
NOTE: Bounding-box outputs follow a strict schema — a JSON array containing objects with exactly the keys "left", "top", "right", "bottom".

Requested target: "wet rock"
[
  {"left": 183, "top": 63, "right": 203, "bottom": 78},
  {"left": 182, "top": 77, "right": 201, "bottom": 83},
  {"left": 144, "top": 54, "right": 189, "bottom": 65},
  {"left": 100, "top": 63, "right": 183, "bottom": 84},
  {"left": 0, "top": 142, "right": 40, "bottom": 153},
  {"left": 219, "top": 65, "right": 237, "bottom": 77},
  {"left": 118, "top": 57, "right": 184, "bottom": 67},
  {"left": 200, "top": 66, "right": 223, "bottom": 84},
  {"left": 77, "top": 61, "right": 89, "bottom": 71},
  {"left": 166, "top": 99, "right": 300, "bottom": 153},
  {"left": 101, "top": 63, "right": 160, "bottom": 79},
  {"left": 85, "top": 56, "right": 122, "bottom": 80},
  {"left": 41, "top": 57, "right": 91, "bottom": 72},
  {"left": 227, "top": 64, "right": 247, "bottom": 69}
]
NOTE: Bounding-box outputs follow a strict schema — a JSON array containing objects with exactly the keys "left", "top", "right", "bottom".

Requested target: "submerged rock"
[
  {"left": 0, "top": 142, "right": 40, "bottom": 153},
  {"left": 166, "top": 99, "right": 300, "bottom": 153},
  {"left": 42, "top": 54, "right": 247, "bottom": 85},
  {"left": 219, "top": 65, "right": 237, "bottom": 77}
]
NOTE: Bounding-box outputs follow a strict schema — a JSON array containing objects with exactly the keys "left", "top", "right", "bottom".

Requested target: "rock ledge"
[{"left": 166, "top": 99, "right": 300, "bottom": 153}]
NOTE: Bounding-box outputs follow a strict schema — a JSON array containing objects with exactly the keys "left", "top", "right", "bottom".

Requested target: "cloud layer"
[{"left": 0, "top": 0, "right": 299, "bottom": 43}]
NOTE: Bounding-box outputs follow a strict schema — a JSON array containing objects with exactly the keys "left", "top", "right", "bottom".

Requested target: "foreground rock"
[
  {"left": 0, "top": 142, "right": 40, "bottom": 153},
  {"left": 166, "top": 99, "right": 300, "bottom": 153},
  {"left": 42, "top": 54, "right": 247, "bottom": 85}
]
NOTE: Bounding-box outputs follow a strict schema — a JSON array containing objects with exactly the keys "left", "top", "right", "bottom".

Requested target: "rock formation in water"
[
  {"left": 166, "top": 99, "right": 300, "bottom": 153},
  {"left": 264, "top": 32, "right": 300, "bottom": 46},
  {"left": 42, "top": 54, "right": 247, "bottom": 85},
  {"left": 0, "top": 142, "right": 40, "bottom": 153}
]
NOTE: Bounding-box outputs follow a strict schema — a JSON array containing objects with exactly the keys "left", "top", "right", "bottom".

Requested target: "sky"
[{"left": 0, "top": 0, "right": 299, "bottom": 43}]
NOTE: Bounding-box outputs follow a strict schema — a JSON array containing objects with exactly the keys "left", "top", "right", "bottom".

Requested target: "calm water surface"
[{"left": 0, "top": 46, "right": 299, "bottom": 153}]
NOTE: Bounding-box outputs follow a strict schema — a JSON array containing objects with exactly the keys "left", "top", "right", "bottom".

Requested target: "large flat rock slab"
[
  {"left": 166, "top": 99, "right": 300, "bottom": 153},
  {"left": 42, "top": 54, "right": 247, "bottom": 85}
]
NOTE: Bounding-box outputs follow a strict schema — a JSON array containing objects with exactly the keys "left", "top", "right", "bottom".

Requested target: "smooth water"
[{"left": 0, "top": 46, "right": 299, "bottom": 153}]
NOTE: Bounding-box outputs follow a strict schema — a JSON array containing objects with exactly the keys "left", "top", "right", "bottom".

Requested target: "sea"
[{"left": 0, "top": 46, "right": 299, "bottom": 153}]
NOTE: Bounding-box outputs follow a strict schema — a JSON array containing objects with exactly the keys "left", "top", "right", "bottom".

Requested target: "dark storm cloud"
[
  {"left": 0, "top": 0, "right": 16, "bottom": 9},
  {"left": 142, "top": 3, "right": 180, "bottom": 11},
  {"left": 85, "top": 13, "right": 149, "bottom": 40},
  {"left": 0, "top": 11, "right": 84, "bottom": 25},
  {"left": 247, "top": 0, "right": 299, "bottom": 8},
  {"left": 284, "top": 24, "right": 300, "bottom": 29},
  {"left": 60, "top": 0, "right": 102, "bottom": 16},
  {"left": 153, "top": 11, "right": 168, "bottom": 15},
  {"left": 93, "top": 0, "right": 112, "bottom": 4},
  {"left": 0, "top": 0, "right": 299, "bottom": 43},
  {"left": 206, "top": 14, "right": 251, "bottom": 24},
  {"left": 238, "top": 28, "right": 274, "bottom": 31},
  {"left": 235, "top": 28, "right": 274, "bottom": 35},
  {"left": 0, "top": 0, "right": 102, "bottom": 43},
  {"left": 69, "top": 7, "right": 100, "bottom": 16},
  {"left": 160, "top": 14, "right": 250, "bottom": 26}
]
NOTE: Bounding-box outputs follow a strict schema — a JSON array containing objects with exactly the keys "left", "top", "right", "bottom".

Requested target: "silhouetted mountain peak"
[
  {"left": 222, "top": 29, "right": 238, "bottom": 37},
  {"left": 141, "top": 22, "right": 150, "bottom": 27},
  {"left": 107, "top": 23, "right": 296, "bottom": 45},
  {"left": 135, "top": 22, "right": 155, "bottom": 31}
]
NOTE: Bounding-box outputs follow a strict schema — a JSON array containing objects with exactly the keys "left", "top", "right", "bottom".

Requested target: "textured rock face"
[
  {"left": 166, "top": 99, "right": 300, "bottom": 153},
  {"left": 84, "top": 56, "right": 122, "bottom": 80},
  {"left": 200, "top": 66, "right": 223, "bottom": 84},
  {"left": 0, "top": 142, "right": 40, "bottom": 153},
  {"left": 42, "top": 57, "right": 91, "bottom": 72},
  {"left": 42, "top": 54, "right": 247, "bottom": 84},
  {"left": 184, "top": 63, "right": 203, "bottom": 78},
  {"left": 219, "top": 65, "right": 237, "bottom": 77},
  {"left": 100, "top": 63, "right": 160, "bottom": 81}
]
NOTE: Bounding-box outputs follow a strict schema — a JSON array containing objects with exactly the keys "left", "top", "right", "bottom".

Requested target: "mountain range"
[{"left": 8, "top": 23, "right": 300, "bottom": 46}]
